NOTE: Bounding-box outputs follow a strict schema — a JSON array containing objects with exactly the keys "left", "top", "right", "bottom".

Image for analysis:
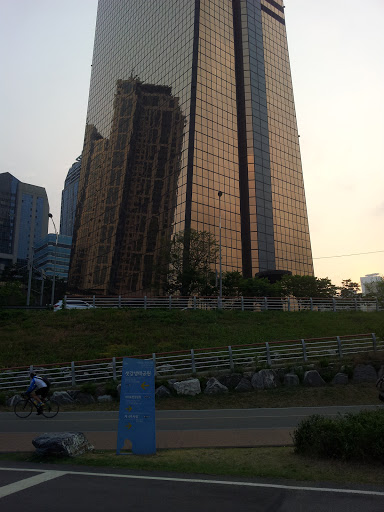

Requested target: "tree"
[
  {"left": 165, "top": 229, "right": 219, "bottom": 296},
  {"left": 222, "top": 271, "right": 243, "bottom": 296},
  {"left": 239, "top": 276, "right": 278, "bottom": 297},
  {"left": 338, "top": 279, "right": 361, "bottom": 298},
  {"left": 279, "top": 275, "right": 338, "bottom": 298}
]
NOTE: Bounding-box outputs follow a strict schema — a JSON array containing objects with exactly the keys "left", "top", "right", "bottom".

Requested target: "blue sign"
[{"left": 117, "top": 358, "right": 156, "bottom": 455}]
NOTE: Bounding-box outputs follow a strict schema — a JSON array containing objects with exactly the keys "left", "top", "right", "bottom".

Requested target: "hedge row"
[{"left": 293, "top": 409, "right": 384, "bottom": 462}]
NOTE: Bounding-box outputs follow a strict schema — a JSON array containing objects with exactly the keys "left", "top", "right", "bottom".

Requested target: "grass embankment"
[
  {"left": 1, "top": 309, "right": 383, "bottom": 368},
  {"left": 2, "top": 447, "right": 384, "bottom": 486}
]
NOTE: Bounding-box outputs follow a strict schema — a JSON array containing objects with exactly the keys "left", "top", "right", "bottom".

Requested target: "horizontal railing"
[
  {"left": 0, "top": 333, "right": 380, "bottom": 392},
  {"left": 62, "top": 295, "right": 382, "bottom": 312}
]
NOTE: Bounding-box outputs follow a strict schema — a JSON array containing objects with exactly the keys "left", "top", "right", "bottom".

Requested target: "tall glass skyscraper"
[
  {"left": 0, "top": 172, "right": 49, "bottom": 270},
  {"left": 69, "top": 0, "right": 313, "bottom": 295},
  {"left": 60, "top": 156, "right": 81, "bottom": 237}
]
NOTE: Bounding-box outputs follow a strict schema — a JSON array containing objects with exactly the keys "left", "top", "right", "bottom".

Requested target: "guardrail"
[
  {"left": 63, "top": 295, "right": 382, "bottom": 312},
  {"left": 0, "top": 333, "right": 381, "bottom": 392}
]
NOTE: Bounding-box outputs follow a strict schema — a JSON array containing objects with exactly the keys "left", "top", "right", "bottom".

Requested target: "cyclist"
[{"left": 25, "top": 372, "right": 49, "bottom": 415}]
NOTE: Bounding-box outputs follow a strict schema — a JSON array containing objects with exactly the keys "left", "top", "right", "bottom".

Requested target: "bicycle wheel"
[
  {"left": 42, "top": 399, "right": 59, "bottom": 418},
  {"left": 14, "top": 399, "right": 33, "bottom": 418}
]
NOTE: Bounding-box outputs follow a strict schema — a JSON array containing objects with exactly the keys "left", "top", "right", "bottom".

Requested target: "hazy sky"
[{"left": 0, "top": 0, "right": 383, "bottom": 287}]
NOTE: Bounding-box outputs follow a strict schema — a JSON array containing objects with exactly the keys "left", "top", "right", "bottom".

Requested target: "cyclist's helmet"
[{"left": 30, "top": 372, "right": 36, "bottom": 378}]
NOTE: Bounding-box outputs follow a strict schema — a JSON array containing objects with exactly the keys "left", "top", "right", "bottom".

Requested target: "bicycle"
[{"left": 14, "top": 394, "right": 60, "bottom": 419}]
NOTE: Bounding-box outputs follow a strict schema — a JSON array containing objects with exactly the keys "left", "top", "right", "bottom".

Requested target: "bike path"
[{"left": 1, "top": 405, "right": 382, "bottom": 452}]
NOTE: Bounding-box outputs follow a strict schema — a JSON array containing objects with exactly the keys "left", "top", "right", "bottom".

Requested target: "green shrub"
[
  {"left": 343, "top": 364, "right": 354, "bottom": 379},
  {"left": 319, "top": 358, "right": 329, "bottom": 368},
  {"left": 105, "top": 379, "right": 119, "bottom": 398},
  {"left": 0, "top": 393, "right": 6, "bottom": 406},
  {"left": 80, "top": 382, "right": 97, "bottom": 395},
  {"left": 318, "top": 367, "right": 336, "bottom": 383},
  {"left": 293, "top": 410, "right": 384, "bottom": 462}
]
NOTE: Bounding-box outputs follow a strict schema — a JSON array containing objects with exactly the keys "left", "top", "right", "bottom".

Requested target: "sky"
[{"left": 0, "top": 0, "right": 383, "bottom": 288}]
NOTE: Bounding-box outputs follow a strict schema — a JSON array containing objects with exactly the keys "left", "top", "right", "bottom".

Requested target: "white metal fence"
[
  {"left": 63, "top": 295, "right": 382, "bottom": 312},
  {"left": 0, "top": 333, "right": 381, "bottom": 392}
]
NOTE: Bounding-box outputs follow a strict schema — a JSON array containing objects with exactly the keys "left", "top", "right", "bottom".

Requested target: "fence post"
[
  {"left": 301, "top": 339, "right": 308, "bottom": 363},
  {"left": 71, "top": 361, "right": 76, "bottom": 386},
  {"left": 376, "top": 299, "right": 379, "bottom": 312},
  {"left": 332, "top": 298, "right": 336, "bottom": 312},
  {"left": 264, "top": 297, "right": 268, "bottom": 311},
  {"left": 29, "top": 364, "right": 34, "bottom": 373},
  {"left": 228, "top": 346, "right": 234, "bottom": 371},
  {"left": 112, "top": 357, "right": 117, "bottom": 380},
  {"left": 118, "top": 295, "right": 121, "bottom": 308},
  {"left": 169, "top": 295, "right": 172, "bottom": 310},
  {"left": 265, "top": 342, "right": 272, "bottom": 366},
  {"left": 287, "top": 297, "right": 290, "bottom": 312},
  {"left": 193, "top": 296, "right": 196, "bottom": 310},
  {"left": 354, "top": 298, "right": 357, "bottom": 312},
  {"left": 241, "top": 296, "right": 244, "bottom": 312},
  {"left": 337, "top": 336, "right": 343, "bottom": 358},
  {"left": 144, "top": 296, "right": 147, "bottom": 310},
  {"left": 152, "top": 353, "right": 157, "bottom": 375},
  {"left": 191, "top": 349, "right": 196, "bottom": 374},
  {"left": 93, "top": 295, "right": 95, "bottom": 307},
  {"left": 64, "top": 295, "right": 67, "bottom": 308},
  {"left": 310, "top": 297, "right": 313, "bottom": 311},
  {"left": 372, "top": 333, "right": 377, "bottom": 352}
]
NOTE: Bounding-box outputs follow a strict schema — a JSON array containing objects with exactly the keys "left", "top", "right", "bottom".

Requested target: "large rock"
[
  {"left": 332, "top": 373, "right": 348, "bottom": 385},
  {"left": 303, "top": 370, "right": 326, "bottom": 387},
  {"left": 52, "top": 391, "right": 75, "bottom": 404},
  {"left": 156, "top": 364, "right": 175, "bottom": 376},
  {"left": 204, "top": 377, "right": 228, "bottom": 395},
  {"left": 251, "top": 369, "right": 278, "bottom": 390},
  {"left": 97, "top": 394, "right": 113, "bottom": 402},
  {"left": 234, "top": 378, "right": 252, "bottom": 392},
  {"left": 155, "top": 385, "right": 171, "bottom": 398},
  {"left": 353, "top": 364, "right": 377, "bottom": 383},
  {"left": 173, "top": 378, "right": 201, "bottom": 396},
  {"left": 284, "top": 373, "right": 300, "bottom": 387},
  {"left": 67, "top": 390, "right": 96, "bottom": 404},
  {"left": 32, "top": 432, "right": 94, "bottom": 457},
  {"left": 6, "top": 394, "right": 23, "bottom": 407},
  {"left": 218, "top": 373, "right": 242, "bottom": 390}
]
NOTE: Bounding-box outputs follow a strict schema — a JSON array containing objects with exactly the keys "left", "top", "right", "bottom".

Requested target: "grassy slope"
[
  {"left": 0, "top": 309, "right": 383, "bottom": 368},
  {"left": 2, "top": 447, "right": 384, "bottom": 485}
]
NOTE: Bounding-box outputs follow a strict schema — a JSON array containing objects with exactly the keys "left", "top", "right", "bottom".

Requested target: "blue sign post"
[{"left": 117, "top": 358, "right": 156, "bottom": 455}]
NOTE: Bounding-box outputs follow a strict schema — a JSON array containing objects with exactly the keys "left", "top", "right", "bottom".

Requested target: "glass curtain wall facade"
[
  {"left": 0, "top": 172, "right": 49, "bottom": 269},
  {"left": 34, "top": 234, "right": 72, "bottom": 281},
  {"left": 0, "top": 173, "right": 19, "bottom": 269},
  {"left": 60, "top": 156, "right": 81, "bottom": 237},
  {"left": 69, "top": 0, "right": 313, "bottom": 295}
]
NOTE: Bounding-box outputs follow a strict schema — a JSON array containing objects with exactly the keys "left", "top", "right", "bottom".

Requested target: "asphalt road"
[
  {"left": 1, "top": 464, "right": 384, "bottom": 512},
  {"left": 1, "top": 404, "right": 383, "bottom": 433}
]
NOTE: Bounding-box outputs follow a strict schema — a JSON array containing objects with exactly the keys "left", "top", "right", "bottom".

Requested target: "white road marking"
[
  {"left": 0, "top": 467, "right": 383, "bottom": 497},
  {"left": 0, "top": 470, "right": 64, "bottom": 498}
]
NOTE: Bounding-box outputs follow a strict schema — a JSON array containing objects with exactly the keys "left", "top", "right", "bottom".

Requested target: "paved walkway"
[{"left": 0, "top": 428, "right": 294, "bottom": 452}]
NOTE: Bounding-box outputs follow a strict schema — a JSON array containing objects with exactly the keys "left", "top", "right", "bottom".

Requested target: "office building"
[
  {"left": 0, "top": 172, "right": 49, "bottom": 270},
  {"left": 69, "top": 0, "right": 313, "bottom": 295},
  {"left": 34, "top": 234, "right": 72, "bottom": 281},
  {"left": 60, "top": 156, "right": 81, "bottom": 237}
]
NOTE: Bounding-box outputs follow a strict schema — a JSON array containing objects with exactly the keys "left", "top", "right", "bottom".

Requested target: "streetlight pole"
[
  {"left": 48, "top": 213, "right": 58, "bottom": 307},
  {"left": 218, "top": 191, "right": 223, "bottom": 308}
]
